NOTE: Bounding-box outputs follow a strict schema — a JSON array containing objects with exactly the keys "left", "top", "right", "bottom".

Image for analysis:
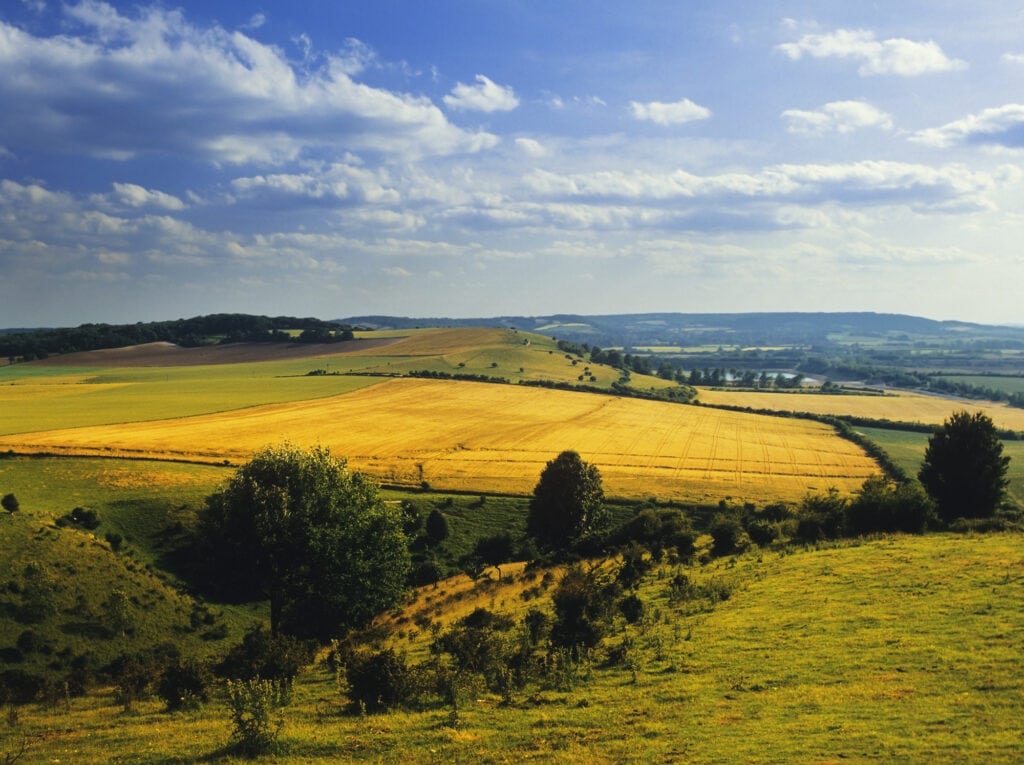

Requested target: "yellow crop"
[{"left": 0, "top": 378, "right": 877, "bottom": 503}]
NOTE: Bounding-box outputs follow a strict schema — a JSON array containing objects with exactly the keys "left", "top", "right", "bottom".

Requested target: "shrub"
[
  {"left": 709, "top": 514, "right": 750, "bottom": 556},
  {"left": 158, "top": 658, "right": 212, "bottom": 712},
  {"left": 1, "top": 493, "right": 18, "bottom": 514},
  {"left": 847, "top": 475, "right": 935, "bottom": 535},
  {"left": 343, "top": 648, "right": 417, "bottom": 713},
  {"left": 618, "top": 593, "right": 645, "bottom": 624},
  {"left": 794, "top": 489, "right": 848, "bottom": 542},
  {"left": 550, "top": 566, "right": 618, "bottom": 649},
  {"left": 225, "top": 678, "right": 286, "bottom": 756},
  {"left": 216, "top": 627, "right": 314, "bottom": 685}
]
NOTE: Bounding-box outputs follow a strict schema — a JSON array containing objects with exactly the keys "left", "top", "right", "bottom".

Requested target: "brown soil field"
[{"left": 31, "top": 337, "right": 402, "bottom": 367}]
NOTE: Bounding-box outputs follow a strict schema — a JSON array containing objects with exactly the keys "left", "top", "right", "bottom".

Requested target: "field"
[
  {"left": 696, "top": 387, "right": 1024, "bottom": 432},
  {"left": 943, "top": 375, "right": 1024, "bottom": 395},
  {"left": 856, "top": 427, "right": 1024, "bottom": 508},
  {"left": 0, "top": 377, "right": 879, "bottom": 504},
  {"left": 4, "top": 533, "right": 1021, "bottom": 763}
]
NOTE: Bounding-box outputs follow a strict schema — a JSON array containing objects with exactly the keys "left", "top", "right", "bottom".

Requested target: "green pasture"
[
  {"left": 943, "top": 375, "right": 1024, "bottom": 395},
  {"left": 4, "top": 533, "right": 1021, "bottom": 763},
  {"left": 857, "top": 426, "right": 1024, "bottom": 508}
]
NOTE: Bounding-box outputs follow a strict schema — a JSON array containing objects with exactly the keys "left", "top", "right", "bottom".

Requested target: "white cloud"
[
  {"left": 515, "top": 137, "right": 547, "bottom": 157},
  {"left": 1002, "top": 53, "right": 1024, "bottom": 65},
  {"left": 112, "top": 182, "right": 186, "bottom": 210},
  {"left": 782, "top": 100, "right": 893, "bottom": 135},
  {"left": 630, "top": 98, "right": 711, "bottom": 125},
  {"left": 778, "top": 28, "right": 966, "bottom": 76},
  {"left": 443, "top": 75, "right": 519, "bottom": 113},
  {"left": 912, "top": 104, "right": 1024, "bottom": 149},
  {"left": 0, "top": 5, "right": 497, "bottom": 164}
]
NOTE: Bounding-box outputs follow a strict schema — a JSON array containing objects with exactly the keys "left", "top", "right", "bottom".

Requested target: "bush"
[
  {"left": 158, "top": 658, "right": 212, "bottom": 712},
  {"left": 225, "top": 678, "right": 286, "bottom": 756},
  {"left": 618, "top": 593, "right": 645, "bottom": 624},
  {"left": 56, "top": 507, "right": 100, "bottom": 530},
  {"left": 216, "top": 627, "right": 315, "bottom": 685},
  {"left": 794, "top": 489, "right": 848, "bottom": 542},
  {"left": 550, "top": 566, "right": 618, "bottom": 649},
  {"left": 709, "top": 514, "right": 750, "bottom": 556},
  {"left": 846, "top": 476, "right": 935, "bottom": 535},
  {"left": 343, "top": 648, "right": 417, "bottom": 713}
]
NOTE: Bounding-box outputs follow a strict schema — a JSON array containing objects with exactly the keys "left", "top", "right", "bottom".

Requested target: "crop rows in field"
[
  {"left": 0, "top": 378, "right": 878, "bottom": 503},
  {"left": 697, "top": 387, "right": 1024, "bottom": 432}
]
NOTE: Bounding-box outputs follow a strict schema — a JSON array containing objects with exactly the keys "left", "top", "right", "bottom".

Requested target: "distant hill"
[{"left": 338, "top": 312, "right": 1024, "bottom": 350}]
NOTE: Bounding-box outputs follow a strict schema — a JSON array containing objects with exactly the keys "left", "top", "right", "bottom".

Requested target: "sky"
[{"left": 2, "top": 1, "right": 1024, "bottom": 328}]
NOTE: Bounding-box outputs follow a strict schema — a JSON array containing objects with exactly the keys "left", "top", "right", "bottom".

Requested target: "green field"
[
  {"left": 856, "top": 427, "right": 1024, "bottom": 508},
  {"left": 3, "top": 533, "right": 1021, "bottom": 763},
  {"left": 943, "top": 375, "right": 1024, "bottom": 395}
]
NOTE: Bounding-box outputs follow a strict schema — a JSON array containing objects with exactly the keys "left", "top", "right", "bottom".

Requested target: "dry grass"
[
  {"left": 0, "top": 378, "right": 877, "bottom": 503},
  {"left": 697, "top": 387, "right": 1024, "bottom": 431}
]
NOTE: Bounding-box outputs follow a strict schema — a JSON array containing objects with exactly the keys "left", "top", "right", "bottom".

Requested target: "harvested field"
[
  {"left": 697, "top": 387, "right": 1024, "bottom": 432},
  {"left": 31, "top": 337, "right": 401, "bottom": 367},
  {"left": 0, "top": 378, "right": 878, "bottom": 503}
]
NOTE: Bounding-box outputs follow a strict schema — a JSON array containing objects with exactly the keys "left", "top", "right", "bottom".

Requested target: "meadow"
[
  {"left": 4, "top": 533, "right": 1021, "bottom": 763},
  {"left": 0, "top": 377, "right": 878, "bottom": 504}
]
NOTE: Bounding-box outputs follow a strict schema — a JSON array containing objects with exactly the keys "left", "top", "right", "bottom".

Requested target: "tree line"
[{"left": 1, "top": 314, "right": 356, "bottom": 362}]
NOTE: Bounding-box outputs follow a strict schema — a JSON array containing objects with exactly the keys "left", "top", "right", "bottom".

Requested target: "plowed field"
[{"left": 0, "top": 378, "right": 878, "bottom": 503}]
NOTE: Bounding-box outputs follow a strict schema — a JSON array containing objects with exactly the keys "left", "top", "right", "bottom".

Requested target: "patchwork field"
[
  {"left": 697, "top": 387, "right": 1024, "bottom": 432},
  {"left": 0, "top": 378, "right": 878, "bottom": 503}
]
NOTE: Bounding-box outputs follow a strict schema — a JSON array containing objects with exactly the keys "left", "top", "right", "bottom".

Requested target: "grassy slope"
[{"left": 5, "top": 534, "right": 1021, "bottom": 763}]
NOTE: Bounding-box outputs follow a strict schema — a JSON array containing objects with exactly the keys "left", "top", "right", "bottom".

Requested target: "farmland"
[
  {"left": 0, "top": 377, "right": 877, "bottom": 504},
  {"left": 696, "top": 387, "right": 1024, "bottom": 432}
]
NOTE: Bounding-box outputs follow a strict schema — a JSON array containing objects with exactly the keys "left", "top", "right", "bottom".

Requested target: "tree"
[
  {"left": 199, "top": 445, "right": 411, "bottom": 641},
  {"left": 424, "top": 508, "right": 449, "bottom": 546},
  {"left": 2, "top": 493, "right": 19, "bottom": 514},
  {"left": 526, "top": 450, "right": 608, "bottom": 551},
  {"left": 918, "top": 411, "right": 1010, "bottom": 523}
]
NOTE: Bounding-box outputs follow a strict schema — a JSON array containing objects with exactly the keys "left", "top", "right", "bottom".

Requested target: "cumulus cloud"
[
  {"left": 443, "top": 75, "right": 519, "bottom": 112},
  {"left": 1002, "top": 53, "right": 1024, "bottom": 65},
  {"left": 515, "top": 137, "right": 547, "bottom": 157},
  {"left": 630, "top": 98, "right": 711, "bottom": 125},
  {"left": 778, "top": 28, "right": 966, "bottom": 76},
  {"left": 912, "top": 104, "right": 1024, "bottom": 148},
  {"left": 112, "top": 182, "right": 186, "bottom": 210},
  {"left": 782, "top": 100, "right": 893, "bottom": 135},
  {"left": 0, "top": 3, "right": 497, "bottom": 163}
]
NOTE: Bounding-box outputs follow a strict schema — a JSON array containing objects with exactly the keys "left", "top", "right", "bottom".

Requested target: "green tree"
[
  {"left": 918, "top": 411, "right": 1010, "bottom": 523},
  {"left": 526, "top": 451, "right": 608, "bottom": 551},
  {"left": 199, "top": 445, "right": 411, "bottom": 641}
]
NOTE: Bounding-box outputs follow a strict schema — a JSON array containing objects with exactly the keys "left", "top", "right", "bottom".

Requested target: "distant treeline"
[{"left": 1, "top": 314, "right": 357, "bottom": 361}]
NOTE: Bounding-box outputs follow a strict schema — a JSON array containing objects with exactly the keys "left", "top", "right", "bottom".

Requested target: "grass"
[
  {"left": 698, "top": 386, "right": 1024, "bottom": 432},
  {"left": 0, "top": 378, "right": 879, "bottom": 504},
  {"left": 857, "top": 426, "right": 1024, "bottom": 508},
  {"left": 4, "top": 533, "right": 1021, "bottom": 762},
  {"left": 943, "top": 375, "right": 1024, "bottom": 395}
]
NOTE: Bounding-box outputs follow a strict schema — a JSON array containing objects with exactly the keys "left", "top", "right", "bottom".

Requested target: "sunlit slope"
[
  {"left": 0, "top": 328, "right": 676, "bottom": 435},
  {"left": 0, "top": 378, "right": 877, "bottom": 503},
  {"left": 698, "top": 387, "right": 1024, "bottom": 431}
]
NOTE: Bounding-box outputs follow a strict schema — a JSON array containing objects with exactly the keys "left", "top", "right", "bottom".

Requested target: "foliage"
[
  {"left": 157, "top": 657, "right": 211, "bottom": 712},
  {"left": 215, "top": 627, "right": 314, "bottom": 685},
  {"left": 794, "top": 489, "right": 849, "bottom": 542},
  {"left": 55, "top": 507, "right": 100, "bottom": 530},
  {"left": 424, "top": 508, "right": 449, "bottom": 546},
  {"left": 613, "top": 506, "right": 697, "bottom": 560},
  {"left": 918, "top": 410, "right": 1011, "bottom": 522},
  {"left": 846, "top": 475, "right": 935, "bottom": 534},
  {"left": 199, "top": 444, "right": 411, "bottom": 640},
  {"left": 527, "top": 451, "right": 608, "bottom": 551},
  {"left": 342, "top": 648, "right": 419, "bottom": 713},
  {"left": 709, "top": 514, "right": 751, "bottom": 557},
  {"left": 1, "top": 494, "right": 18, "bottom": 514},
  {"left": 550, "top": 565, "right": 619, "bottom": 649},
  {"left": 225, "top": 678, "right": 286, "bottom": 757}
]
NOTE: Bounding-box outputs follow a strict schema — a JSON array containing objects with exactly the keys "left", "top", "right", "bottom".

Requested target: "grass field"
[
  {"left": 856, "top": 427, "right": 1024, "bottom": 508},
  {"left": 4, "top": 533, "right": 1021, "bottom": 763},
  {"left": 0, "top": 378, "right": 879, "bottom": 504},
  {"left": 943, "top": 375, "right": 1024, "bottom": 395},
  {"left": 697, "top": 387, "right": 1024, "bottom": 432}
]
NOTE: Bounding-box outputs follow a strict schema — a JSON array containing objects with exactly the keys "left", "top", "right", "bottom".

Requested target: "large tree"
[
  {"left": 918, "top": 410, "right": 1010, "bottom": 523},
  {"left": 199, "top": 445, "right": 410, "bottom": 641},
  {"left": 526, "top": 450, "right": 608, "bottom": 550}
]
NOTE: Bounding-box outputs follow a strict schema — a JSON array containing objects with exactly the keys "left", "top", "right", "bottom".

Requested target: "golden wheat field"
[
  {"left": 697, "top": 387, "right": 1024, "bottom": 431},
  {"left": 0, "top": 378, "right": 877, "bottom": 503}
]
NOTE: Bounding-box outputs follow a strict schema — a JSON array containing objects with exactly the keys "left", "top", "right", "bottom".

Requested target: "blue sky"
[{"left": 2, "top": 1, "right": 1024, "bottom": 327}]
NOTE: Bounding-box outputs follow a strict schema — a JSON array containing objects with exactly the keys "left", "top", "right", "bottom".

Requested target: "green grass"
[
  {"left": 857, "top": 427, "right": 1024, "bottom": 508},
  {"left": 4, "top": 533, "right": 1021, "bottom": 762},
  {"left": 943, "top": 375, "right": 1024, "bottom": 395}
]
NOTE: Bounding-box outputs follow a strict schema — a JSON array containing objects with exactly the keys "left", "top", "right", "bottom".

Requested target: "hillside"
[{"left": 4, "top": 534, "right": 1021, "bottom": 763}]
